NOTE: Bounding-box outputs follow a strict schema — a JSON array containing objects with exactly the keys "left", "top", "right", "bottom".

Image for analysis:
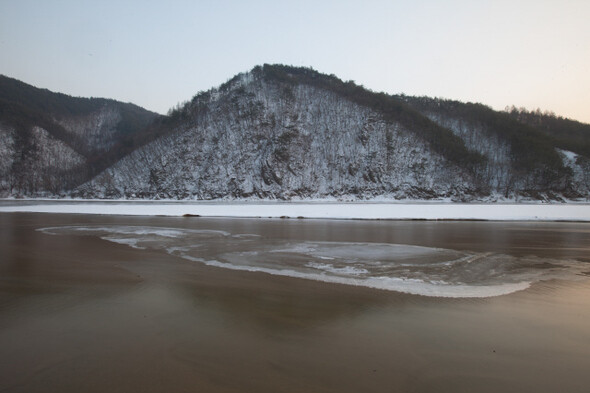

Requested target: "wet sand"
[{"left": 1, "top": 213, "right": 590, "bottom": 392}]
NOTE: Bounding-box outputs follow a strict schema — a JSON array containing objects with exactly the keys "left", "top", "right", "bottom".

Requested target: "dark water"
[{"left": 2, "top": 213, "right": 590, "bottom": 392}]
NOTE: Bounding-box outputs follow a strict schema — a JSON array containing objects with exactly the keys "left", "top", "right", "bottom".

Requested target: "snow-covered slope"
[
  {"left": 397, "top": 95, "right": 588, "bottom": 200},
  {"left": 0, "top": 74, "right": 159, "bottom": 196},
  {"left": 75, "top": 66, "right": 590, "bottom": 201},
  {"left": 1, "top": 122, "right": 85, "bottom": 195},
  {"left": 76, "top": 70, "right": 482, "bottom": 200},
  {"left": 558, "top": 149, "right": 590, "bottom": 197},
  {"left": 0, "top": 123, "right": 15, "bottom": 193},
  {"left": 57, "top": 106, "right": 122, "bottom": 154},
  {"left": 3, "top": 66, "right": 589, "bottom": 201}
]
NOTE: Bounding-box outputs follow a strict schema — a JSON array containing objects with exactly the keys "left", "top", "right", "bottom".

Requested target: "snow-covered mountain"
[
  {"left": 0, "top": 75, "right": 159, "bottom": 196},
  {"left": 2, "top": 65, "right": 589, "bottom": 201},
  {"left": 74, "top": 65, "right": 589, "bottom": 201}
]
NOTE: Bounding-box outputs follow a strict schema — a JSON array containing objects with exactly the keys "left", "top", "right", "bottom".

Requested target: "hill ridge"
[{"left": 1, "top": 65, "right": 589, "bottom": 200}]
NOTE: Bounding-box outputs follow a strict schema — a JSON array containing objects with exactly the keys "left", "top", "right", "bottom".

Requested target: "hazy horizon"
[{"left": 1, "top": 0, "right": 588, "bottom": 123}]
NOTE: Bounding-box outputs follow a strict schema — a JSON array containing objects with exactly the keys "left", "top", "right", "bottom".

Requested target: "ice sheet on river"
[{"left": 39, "top": 225, "right": 589, "bottom": 298}]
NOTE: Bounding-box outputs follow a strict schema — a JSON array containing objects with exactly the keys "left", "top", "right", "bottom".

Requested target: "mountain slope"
[
  {"left": 0, "top": 75, "right": 160, "bottom": 195},
  {"left": 2, "top": 66, "right": 588, "bottom": 201},
  {"left": 75, "top": 65, "right": 589, "bottom": 201},
  {"left": 397, "top": 95, "right": 589, "bottom": 198},
  {"left": 505, "top": 106, "right": 590, "bottom": 158}
]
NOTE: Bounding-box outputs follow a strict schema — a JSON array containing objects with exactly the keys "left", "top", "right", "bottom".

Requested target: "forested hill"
[
  {"left": 0, "top": 75, "right": 161, "bottom": 195},
  {"left": 505, "top": 106, "right": 590, "bottom": 159},
  {"left": 396, "top": 95, "right": 590, "bottom": 172},
  {"left": 75, "top": 65, "right": 590, "bottom": 201},
  {"left": 1, "top": 66, "right": 589, "bottom": 200}
]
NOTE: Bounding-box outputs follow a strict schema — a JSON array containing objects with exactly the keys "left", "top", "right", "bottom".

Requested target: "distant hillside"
[
  {"left": 505, "top": 106, "right": 590, "bottom": 159},
  {"left": 73, "top": 65, "right": 590, "bottom": 201},
  {"left": 0, "top": 75, "right": 160, "bottom": 195}
]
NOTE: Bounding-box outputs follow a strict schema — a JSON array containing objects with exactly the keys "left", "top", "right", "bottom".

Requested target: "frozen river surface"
[
  {"left": 2, "top": 199, "right": 590, "bottom": 221},
  {"left": 3, "top": 213, "right": 590, "bottom": 393}
]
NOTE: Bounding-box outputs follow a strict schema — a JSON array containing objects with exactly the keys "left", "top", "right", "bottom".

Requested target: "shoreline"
[{"left": 2, "top": 199, "right": 590, "bottom": 221}]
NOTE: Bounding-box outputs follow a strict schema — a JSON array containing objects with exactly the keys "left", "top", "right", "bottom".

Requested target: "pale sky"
[{"left": 1, "top": 0, "right": 589, "bottom": 123}]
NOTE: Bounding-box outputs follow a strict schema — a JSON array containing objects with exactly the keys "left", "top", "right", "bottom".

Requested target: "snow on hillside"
[
  {"left": 422, "top": 112, "right": 513, "bottom": 190},
  {"left": 0, "top": 124, "right": 15, "bottom": 193},
  {"left": 558, "top": 149, "right": 590, "bottom": 196},
  {"left": 76, "top": 72, "right": 477, "bottom": 200},
  {"left": 3, "top": 66, "right": 589, "bottom": 201},
  {"left": 0, "top": 124, "right": 85, "bottom": 196},
  {"left": 57, "top": 105, "right": 122, "bottom": 153}
]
